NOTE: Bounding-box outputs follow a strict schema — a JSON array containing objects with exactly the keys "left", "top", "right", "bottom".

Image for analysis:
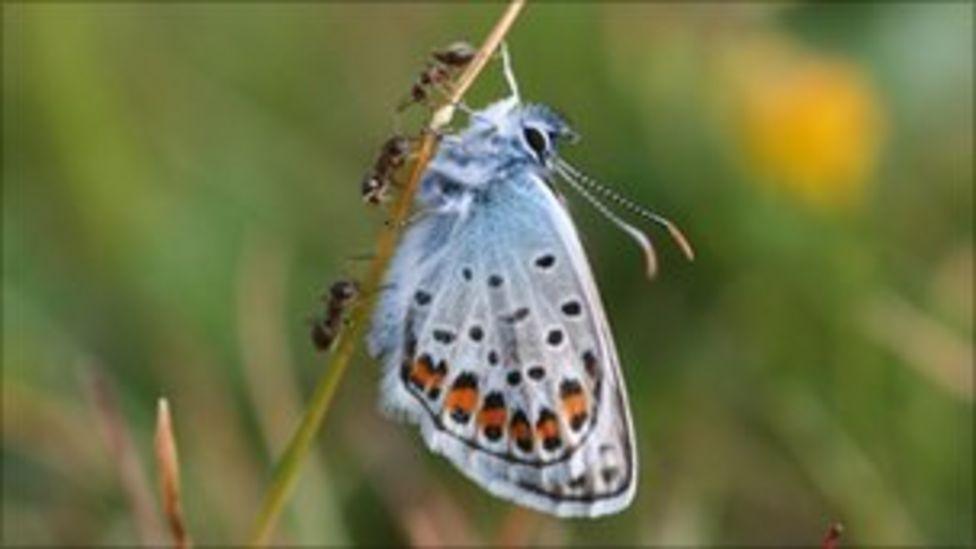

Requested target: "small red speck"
[{"left": 822, "top": 522, "right": 843, "bottom": 549}]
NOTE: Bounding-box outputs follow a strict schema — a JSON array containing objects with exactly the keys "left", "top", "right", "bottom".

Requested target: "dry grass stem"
[
  {"left": 85, "top": 365, "right": 165, "bottom": 545},
  {"left": 862, "top": 294, "right": 972, "bottom": 401},
  {"left": 247, "top": 1, "right": 526, "bottom": 545},
  {"left": 350, "top": 414, "right": 478, "bottom": 545},
  {"left": 155, "top": 397, "right": 192, "bottom": 549},
  {"left": 496, "top": 507, "right": 542, "bottom": 547}
]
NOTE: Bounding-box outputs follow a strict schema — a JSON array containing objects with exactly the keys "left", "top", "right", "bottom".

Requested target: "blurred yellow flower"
[{"left": 723, "top": 38, "right": 885, "bottom": 209}]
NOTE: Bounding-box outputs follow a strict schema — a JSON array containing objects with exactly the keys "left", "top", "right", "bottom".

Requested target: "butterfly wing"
[{"left": 369, "top": 170, "right": 637, "bottom": 518}]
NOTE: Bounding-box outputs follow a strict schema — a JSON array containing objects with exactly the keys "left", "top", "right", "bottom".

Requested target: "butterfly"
[{"left": 367, "top": 46, "right": 692, "bottom": 518}]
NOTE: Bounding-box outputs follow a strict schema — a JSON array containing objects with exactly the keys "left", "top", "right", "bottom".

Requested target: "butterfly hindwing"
[{"left": 369, "top": 167, "right": 637, "bottom": 517}]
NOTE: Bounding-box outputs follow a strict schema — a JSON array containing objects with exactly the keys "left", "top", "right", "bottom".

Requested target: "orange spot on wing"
[
  {"left": 409, "top": 357, "right": 445, "bottom": 391},
  {"left": 536, "top": 417, "right": 559, "bottom": 440},
  {"left": 445, "top": 387, "right": 478, "bottom": 413},
  {"left": 477, "top": 407, "right": 507, "bottom": 428},
  {"left": 511, "top": 420, "right": 531, "bottom": 441},
  {"left": 561, "top": 393, "right": 587, "bottom": 419}
]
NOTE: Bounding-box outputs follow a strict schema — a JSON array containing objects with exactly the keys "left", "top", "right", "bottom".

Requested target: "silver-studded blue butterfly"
[{"left": 368, "top": 46, "right": 692, "bottom": 518}]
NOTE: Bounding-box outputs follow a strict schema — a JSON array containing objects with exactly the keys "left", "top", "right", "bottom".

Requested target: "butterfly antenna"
[
  {"left": 555, "top": 164, "right": 659, "bottom": 278},
  {"left": 556, "top": 159, "right": 695, "bottom": 262},
  {"left": 500, "top": 41, "right": 521, "bottom": 103}
]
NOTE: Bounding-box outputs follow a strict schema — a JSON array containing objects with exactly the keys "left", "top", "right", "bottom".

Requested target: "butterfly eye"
[{"left": 522, "top": 126, "right": 549, "bottom": 160}]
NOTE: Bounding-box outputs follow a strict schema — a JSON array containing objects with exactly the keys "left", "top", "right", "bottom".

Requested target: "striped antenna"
[
  {"left": 554, "top": 164, "right": 659, "bottom": 279},
  {"left": 556, "top": 158, "right": 695, "bottom": 262}
]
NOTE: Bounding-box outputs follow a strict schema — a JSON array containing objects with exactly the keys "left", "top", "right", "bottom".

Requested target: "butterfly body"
[{"left": 368, "top": 93, "right": 638, "bottom": 517}]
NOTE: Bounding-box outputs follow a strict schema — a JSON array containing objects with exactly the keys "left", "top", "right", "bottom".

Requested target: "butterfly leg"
[
  {"left": 426, "top": 81, "right": 500, "bottom": 132},
  {"left": 437, "top": 133, "right": 464, "bottom": 147}
]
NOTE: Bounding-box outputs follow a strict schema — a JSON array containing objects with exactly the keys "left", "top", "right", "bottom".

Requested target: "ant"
[{"left": 309, "top": 279, "right": 359, "bottom": 352}]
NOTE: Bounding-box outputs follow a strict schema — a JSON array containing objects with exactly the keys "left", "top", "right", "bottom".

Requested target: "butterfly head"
[{"left": 517, "top": 103, "right": 578, "bottom": 168}]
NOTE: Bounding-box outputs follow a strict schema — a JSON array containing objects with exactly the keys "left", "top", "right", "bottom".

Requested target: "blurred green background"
[{"left": 3, "top": 2, "right": 972, "bottom": 546}]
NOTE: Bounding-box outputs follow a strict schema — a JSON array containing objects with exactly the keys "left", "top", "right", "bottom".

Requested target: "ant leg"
[{"left": 344, "top": 252, "right": 376, "bottom": 263}]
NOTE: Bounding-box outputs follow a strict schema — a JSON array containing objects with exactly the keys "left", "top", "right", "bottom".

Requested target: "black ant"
[
  {"left": 361, "top": 134, "right": 412, "bottom": 205},
  {"left": 398, "top": 40, "right": 476, "bottom": 112},
  {"left": 309, "top": 279, "right": 359, "bottom": 352},
  {"left": 362, "top": 41, "right": 476, "bottom": 205}
]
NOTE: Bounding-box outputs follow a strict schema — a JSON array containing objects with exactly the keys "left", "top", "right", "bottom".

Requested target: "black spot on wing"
[
  {"left": 414, "top": 290, "right": 432, "bottom": 306},
  {"left": 432, "top": 329, "right": 456, "bottom": 344},
  {"left": 501, "top": 307, "right": 530, "bottom": 324},
  {"left": 534, "top": 254, "right": 556, "bottom": 269},
  {"left": 559, "top": 379, "right": 584, "bottom": 397},
  {"left": 546, "top": 328, "right": 564, "bottom": 347},
  {"left": 484, "top": 425, "right": 503, "bottom": 441},
  {"left": 561, "top": 300, "right": 582, "bottom": 317},
  {"left": 506, "top": 370, "right": 522, "bottom": 386},
  {"left": 601, "top": 467, "right": 620, "bottom": 484},
  {"left": 452, "top": 371, "right": 478, "bottom": 389},
  {"left": 582, "top": 350, "right": 599, "bottom": 379}
]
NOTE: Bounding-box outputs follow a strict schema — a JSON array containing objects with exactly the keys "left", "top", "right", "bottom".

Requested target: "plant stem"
[
  {"left": 156, "top": 398, "right": 192, "bottom": 549},
  {"left": 248, "top": 2, "right": 525, "bottom": 545}
]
